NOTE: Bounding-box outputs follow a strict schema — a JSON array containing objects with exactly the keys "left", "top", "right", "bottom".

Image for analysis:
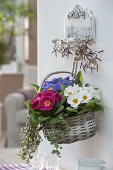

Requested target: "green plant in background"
[
  {"left": 0, "top": 0, "right": 34, "bottom": 66},
  {"left": 0, "top": 41, "right": 6, "bottom": 67}
]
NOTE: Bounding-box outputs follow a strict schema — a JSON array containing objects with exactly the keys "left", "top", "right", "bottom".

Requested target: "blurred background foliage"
[{"left": 0, "top": 0, "right": 34, "bottom": 66}]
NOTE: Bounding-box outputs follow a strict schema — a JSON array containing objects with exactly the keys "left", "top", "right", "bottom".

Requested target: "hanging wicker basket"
[
  {"left": 40, "top": 71, "right": 97, "bottom": 144},
  {"left": 43, "top": 112, "right": 96, "bottom": 144}
]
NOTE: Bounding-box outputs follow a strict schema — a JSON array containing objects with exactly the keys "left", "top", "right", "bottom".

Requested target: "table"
[
  {"left": 0, "top": 149, "right": 65, "bottom": 170},
  {"left": 0, "top": 163, "right": 31, "bottom": 170}
]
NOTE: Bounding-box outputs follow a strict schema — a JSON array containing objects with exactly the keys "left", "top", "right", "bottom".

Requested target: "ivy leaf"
[
  {"left": 30, "top": 84, "right": 39, "bottom": 92},
  {"left": 55, "top": 105, "right": 64, "bottom": 115},
  {"left": 66, "top": 107, "right": 78, "bottom": 113}
]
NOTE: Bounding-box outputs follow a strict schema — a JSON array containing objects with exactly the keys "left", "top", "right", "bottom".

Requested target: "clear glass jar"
[{"left": 31, "top": 152, "right": 60, "bottom": 170}]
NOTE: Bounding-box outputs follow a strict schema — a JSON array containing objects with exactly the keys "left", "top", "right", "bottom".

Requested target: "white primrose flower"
[
  {"left": 64, "top": 85, "right": 75, "bottom": 97},
  {"left": 67, "top": 94, "right": 82, "bottom": 109},
  {"left": 73, "top": 84, "right": 83, "bottom": 94},
  {"left": 81, "top": 90, "right": 93, "bottom": 103},
  {"left": 83, "top": 86, "right": 100, "bottom": 100},
  {"left": 92, "top": 89, "right": 100, "bottom": 100}
]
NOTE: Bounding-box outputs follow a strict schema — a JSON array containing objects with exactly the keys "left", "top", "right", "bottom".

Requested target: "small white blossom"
[
  {"left": 83, "top": 86, "right": 100, "bottom": 100},
  {"left": 64, "top": 86, "right": 75, "bottom": 97},
  {"left": 93, "top": 89, "right": 100, "bottom": 100},
  {"left": 81, "top": 90, "right": 93, "bottom": 103},
  {"left": 73, "top": 84, "right": 83, "bottom": 94},
  {"left": 67, "top": 94, "right": 82, "bottom": 109}
]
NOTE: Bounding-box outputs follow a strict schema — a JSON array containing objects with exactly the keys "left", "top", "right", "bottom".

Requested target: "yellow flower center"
[
  {"left": 48, "top": 87, "right": 53, "bottom": 90},
  {"left": 73, "top": 98, "right": 78, "bottom": 104},
  {"left": 44, "top": 100, "right": 51, "bottom": 106},
  {"left": 77, "top": 90, "right": 80, "bottom": 92},
  {"left": 68, "top": 92, "right": 72, "bottom": 95},
  {"left": 83, "top": 95, "right": 88, "bottom": 100}
]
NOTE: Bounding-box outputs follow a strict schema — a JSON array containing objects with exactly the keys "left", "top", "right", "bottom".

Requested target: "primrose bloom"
[
  {"left": 42, "top": 76, "right": 75, "bottom": 92},
  {"left": 67, "top": 94, "right": 82, "bottom": 109},
  {"left": 92, "top": 89, "right": 100, "bottom": 100},
  {"left": 64, "top": 86, "right": 75, "bottom": 97},
  {"left": 55, "top": 93, "right": 62, "bottom": 102},
  {"left": 40, "top": 96, "right": 55, "bottom": 111},
  {"left": 31, "top": 92, "right": 43, "bottom": 110},
  {"left": 73, "top": 84, "right": 83, "bottom": 94},
  {"left": 81, "top": 90, "right": 93, "bottom": 103},
  {"left": 82, "top": 86, "right": 100, "bottom": 100},
  {"left": 31, "top": 90, "right": 62, "bottom": 111}
]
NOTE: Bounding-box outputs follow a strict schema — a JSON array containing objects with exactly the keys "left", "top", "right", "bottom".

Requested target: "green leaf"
[
  {"left": 66, "top": 107, "right": 78, "bottom": 113},
  {"left": 77, "top": 71, "right": 83, "bottom": 81},
  {"left": 60, "top": 85, "right": 66, "bottom": 95},
  {"left": 60, "top": 96, "right": 66, "bottom": 105},
  {"left": 85, "top": 99, "right": 97, "bottom": 109},
  {"left": 38, "top": 116, "right": 50, "bottom": 122},
  {"left": 30, "top": 114, "right": 39, "bottom": 125},
  {"left": 92, "top": 104, "right": 103, "bottom": 112},
  {"left": 30, "top": 84, "right": 39, "bottom": 92},
  {"left": 55, "top": 105, "right": 64, "bottom": 115},
  {"left": 78, "top": 109, "right": 89, "bottom": 115},
  {"left": 60, "top": 84, "right": 66, "bottom": 91},
  {"left": 76, "top": 71, "right": 83, "bottom": 85},
  {"left": 56, "top": 113, "right": 63, "bottom": 120},
  {"left": 48, "top": 118, "right": 59, "bottom": 124},
  {"left": 24, "top": 100, "right": 30, "bottom": 108}
]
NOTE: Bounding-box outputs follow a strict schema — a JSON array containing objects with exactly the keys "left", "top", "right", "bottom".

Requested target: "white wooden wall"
[{"left": 38, "top": 0, "right": 113, "bottom": 169}]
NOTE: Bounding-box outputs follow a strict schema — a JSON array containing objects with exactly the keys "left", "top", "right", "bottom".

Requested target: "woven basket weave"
[
  {"left": 41, "top": 71, "right": 96, "bottom": 144},
  {"left": 43, "top": 112, "right": 96, "bottom": 144}
]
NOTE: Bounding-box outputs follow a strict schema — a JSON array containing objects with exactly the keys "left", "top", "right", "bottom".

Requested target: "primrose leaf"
[
  {"left": 30, "top": 84, "right": 39, "bottom": 92},
  {"left": 24, "top": 100, "right": 30, "bottom": 108},
  {"left": 78, "top": 109, "right": 89, "bottom": 115},
  {"left": 55, "top": 105, "right": 64, "bottom": 115},
  {"left": 66, "top": 107, "right": 78, "bottom": 113},
  {"left": 30, "top": 114, "right": 39, "bottom": 125},
  {"left": 85, "top": 99, "right": 97, "bottom": 109},
  {"left": 48, "top": 118, "right": 59, "bottom": 124},
  {"left": 60, "top": 96, "right": 66, "bottom": 105},
  {"left": 38, "top": 116, "right": 50, "bottom": 122},
  {"left": 92, "top": 104, "right": 103, "bottom": 112},
  {"left": 60, "top": 85, "right": 66, "bottom": 95}
]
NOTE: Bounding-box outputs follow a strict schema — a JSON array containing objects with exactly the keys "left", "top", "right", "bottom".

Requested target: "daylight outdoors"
[{"left": 0, "top": 1, "right": 113, "bottom": 170}]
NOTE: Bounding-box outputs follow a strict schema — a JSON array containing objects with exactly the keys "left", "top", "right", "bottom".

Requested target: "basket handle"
[{"left": 40, "top": 71, "right": 73, "bottom": 91}]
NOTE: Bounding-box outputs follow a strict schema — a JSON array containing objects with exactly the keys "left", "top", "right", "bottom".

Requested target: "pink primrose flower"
[
  {"left": 42, "top": 90, "right": 55, "bottom": 99},
  {"left": 31, "top": 92, "right": 43, "bottom": 110},
  {"left": 31, "top": 90, "right": 56, "bottom": 111},
  {"left": 39, "top": 96, "right": 55, "bottom": 111},
  {"left": 55, "top": 93, "right": 62, "bottom": 102}
]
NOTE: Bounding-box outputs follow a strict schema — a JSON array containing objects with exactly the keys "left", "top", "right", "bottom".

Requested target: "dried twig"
[{"left": 52, "top": 38, "right": 103, "bottom": 75}]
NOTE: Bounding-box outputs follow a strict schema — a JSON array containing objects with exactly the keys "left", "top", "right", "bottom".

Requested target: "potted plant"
[{"left": 19, "top": 70, "right": 103, "bottom": 162}]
